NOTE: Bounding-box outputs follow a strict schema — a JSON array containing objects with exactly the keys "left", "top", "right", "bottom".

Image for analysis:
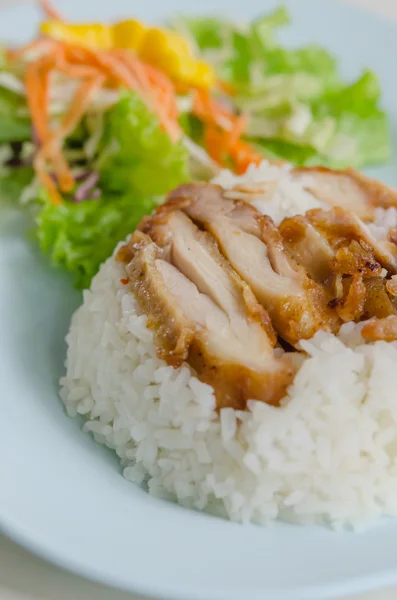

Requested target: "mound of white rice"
[
  {"left": 60, "top": 163, "right": 397, "bottom": 529},
  {"left": 213, "top": 162, "right": 325, "bottom": 224}
]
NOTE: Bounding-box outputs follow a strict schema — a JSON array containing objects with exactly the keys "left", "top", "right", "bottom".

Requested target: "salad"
[{"left": 0, "top": 0, "right": 391, "bottom": 287}]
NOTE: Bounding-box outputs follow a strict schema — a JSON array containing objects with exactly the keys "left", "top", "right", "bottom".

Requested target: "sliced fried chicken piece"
[
  {"left": 386, "top": 275, "right": 397, "bottom": 297},
  {"left": 364, "top": 277, "right": 397, "bottom": 319},
  {"left": 331, "top": 241, "right": 383, "bottom": 278},
  {"left": 299, "top": 207, "right": 397, "bottom": 320},
  {"left": 362, "top": 316, "right": 397, "bottom": 342},
  {"left": 307, "top": 206, "right": 397, "bottom": 274},
  {"left": 142, "top": 208, "right": 276, "bottom": 345},
  {"left": 293, "top": 167, "right": 397, "bottom": 221},
  {"left": 335, "top": 274, "right": 367, "bottom": 323},
  {"left": 119, "top": 224, "right": 294, "bottom": 410},
  {"left": 119, "top": 232, "right": 195, "bottom": 364},
  {"left": 278, "top": 214, "right": 334, "bottom": 282},
  {"left": 166, "top": 183, "right": 339, "bottom": 346}
]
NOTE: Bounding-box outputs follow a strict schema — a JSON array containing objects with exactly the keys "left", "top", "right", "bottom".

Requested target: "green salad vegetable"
[
  {"left": 36, "top": 93, "right": 188, "bottom": 288},
  {"left": 173, "top": 7, "right": 391, "bottom": 168},
  {"left": 0, "top": 89, "right": 189, "bottom": 288},
  {"left": 0, "top": 5, "right": 392, "bottom": 289}
]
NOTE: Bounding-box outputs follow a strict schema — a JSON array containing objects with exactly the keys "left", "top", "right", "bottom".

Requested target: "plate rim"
[
  {"left": 1, "top": 0, "right": 397, "bottom": 599},
  {"left": 3, "top": 511, "right": 397, "bottom": 600}
]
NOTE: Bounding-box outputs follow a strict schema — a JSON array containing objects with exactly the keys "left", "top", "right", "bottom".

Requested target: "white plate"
[{"left": 1, "top": 1, "right": 397, "bottom": 599}]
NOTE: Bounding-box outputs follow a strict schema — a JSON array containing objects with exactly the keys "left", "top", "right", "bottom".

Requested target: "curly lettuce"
[
  {"left": 0, "top": 165, "right": 34, "bottom": 203},
  {"left": 0, "top": 86, "right": 31, "bottom": 143},
  {"left": 35, "top": 91, "right": 189, "bottom": 288},
  {"left": 36, "top": 191, "right": 159, "bottom": 288},
  {"left": 174, "top": 9, "right": 391, "bottom": 169},
  {"left": 99, "top": 92, "right": 188, "bottom": 196}
]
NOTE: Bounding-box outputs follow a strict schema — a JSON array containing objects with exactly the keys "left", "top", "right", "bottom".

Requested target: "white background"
[{"left": 1, "top": 0, "right": 397, "bottom": 598}]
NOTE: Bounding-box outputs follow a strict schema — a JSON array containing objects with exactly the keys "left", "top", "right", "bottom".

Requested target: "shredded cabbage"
[{"left": 174, "top": 10, "right": 391, "bottom": 168}]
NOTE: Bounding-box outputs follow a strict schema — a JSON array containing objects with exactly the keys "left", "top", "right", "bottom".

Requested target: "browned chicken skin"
[
  {"left": 279, "top": 215, "right": 335, "bottom": 282},
  {"left": 280, "top": 205, "right": 397, "bottom": 322},
  {"left": 293, "top": 167, "right": 397, "bottom": 221},
  {"left": 118, "top": 175, "right": 397, "bottom": 410},
  {"left": 166, "top": 183, "right": 339, "bottom": 346},
  {"left": 306, "top": 207, "right": 397, "bottom": 274},
  {"left": 362, "top": 316, "right": 397, "bottom": 342},
  {"left": 118, "top": 213, "right": 294, "bottom": 410},
  {"left": 216, "top": 166, "right": 397, "bottom": 221}
]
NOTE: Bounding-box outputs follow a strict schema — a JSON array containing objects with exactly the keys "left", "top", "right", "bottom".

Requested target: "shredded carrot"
[
  {"left": 60, "top": 76, "right": 105, "bottom": 138},
  {"left": 24, "top": 50, "right": 76, "bottom": 194},
  {"left": 39, "top": 75, "right": 105, "bottom": 193},
  {"left": 39, "top": 0, "right": 64, "bottom": 21},
  {"left": 145, "top": 63, "right": 176, "bottom": 98},
  {"left": 64, "top": 45, "right": 180, "bottom": 140},
  {"left": 145, "top": 63, "right": 179, "bottom": 120},
  {"left": 90, "top": 53, "right": 142, "bottom": 90},
  {"left": 227, "top": 114, "right": 248, "bottom": 147},
  {"left": 36, "top": 137, "right": 74, "bottom": 194},
  {"left": 22, "top": 42, "right": 105, "bottom": 199},
  {"left": 63, "top": 46, "right": 150, "bottom": 105},
  {"left": 9, "top": 38, "right": 57, "bottom": 61},
  {"left": 24, "top": 38, "right": 183, "bottom": 200},
  {"left": 173, "top": 81, "right": 191, "bottom": 96},
  {"left": 194, "top": 89, "right": 260, "bottom": 174},
  {"left": 230, "top": 140, "right": 263, "bottom": 174},
  {"left": 25, "top": 55, "right": 66, "bottom": 204},
  {"left": 25, "top": 55, "right": 55, "bottom": 145},
  {"left": 115, "top": 51, "right": 151, "bottom": 94},
  {"left": 108, "top": 51, "right": 181, "bottom": 141},
  {"left": 55, "top": 60, "right": 100, "bottom": 79},
  {"left": 34, "top": 154, "right": 63, "bottom": 205},
  {"left": 193, "top": 89, "right": 234, "bottom": 129},
  {"left": 61, "top": 45, "right": 137, "bottom": 89},
  {"left": 11, "top": 17, "right": 257, "bottom": 204},
  {"left": 217, "top": 79, "right": 237, "bottom": 96},
  {"left": 203, "top": 125, "right": 227, "bottom": 166}
]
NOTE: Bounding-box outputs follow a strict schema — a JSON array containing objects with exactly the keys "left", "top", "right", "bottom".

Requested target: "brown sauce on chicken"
[
  {"left": 118, "top": 212, "right": 294, "bottom": 410},
  {"left": 118, "top": 177, "right": 397, "bottom": 409}
]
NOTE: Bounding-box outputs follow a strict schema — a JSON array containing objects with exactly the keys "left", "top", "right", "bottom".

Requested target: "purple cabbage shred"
[{"left": 73, "top": 172, "right": 100, "bottom": 203}]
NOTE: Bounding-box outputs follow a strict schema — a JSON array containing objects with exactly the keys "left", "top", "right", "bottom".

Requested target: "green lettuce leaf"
[
  {"left": 98, "top": 91, "right": 189, "bottom": 196},
  {"left": 0, "top": 165, "right": 34, "bottom": 203},
  {"left": 315, "top": 70, "right": 381, "bottom": 118},
  {"left": 177, "top": 10, "right": 390, "bottom": 168},
  {"left": 0, "top": 46, "right": 6, "bottom": 70},
  {"left": 255, "top": 107, "right": 390, "bottom": 169},
  {"left": 322, "top": 111, "right": 390, "bottom": 167},
  {"left": 244, "top": 69, "right": 390, "bottom": 167},
  {"left": 250, "top": 7, "right": 290, "bottom": 52},
  {"left": 35, "top": 91, "right": 189, "bottom": 288},
  {"left": 223, "top": 8, "right": 292, "bottom": 85},
  {"left": 255, "top": 138, "right": 319, "bottom": 166},
  {"left": 0, "top": 87, "right": 31, "bottom": 143},
  {"left": 261, "top": 46, "right": 339, "bottom": 88},
  {"left": 171, "top": 16, "right": 232, "bottom": 51},
  {"left": 36, "top": 191, "right": 159, "bottom": 288}
]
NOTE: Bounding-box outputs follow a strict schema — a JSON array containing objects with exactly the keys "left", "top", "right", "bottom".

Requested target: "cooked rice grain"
[{"left": 60, "top": 163, "right": 397, "bottom": 529}]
